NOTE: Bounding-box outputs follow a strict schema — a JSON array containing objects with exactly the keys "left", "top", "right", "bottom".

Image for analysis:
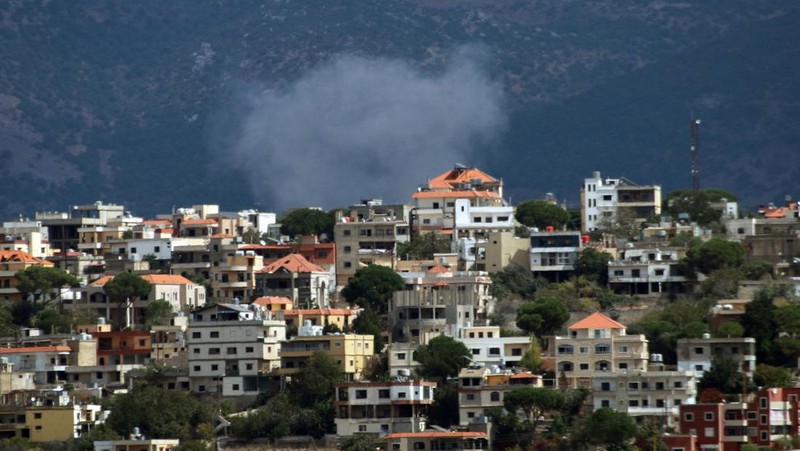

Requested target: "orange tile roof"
[
  {"left": 258, "top": 253, "right": 326, "bottom": 274},
  {"left": 568, "top": 311, "right": 626, "bottom": 330},
  {"left": 90, "top": 274, "right": 194, "bottom": 287},
  {"left": 181, "top": 219, "right": 217, "bottom": 226},
  {"left": 510, "top": 371, "right": 540, "bottom": 379},
  {"left": 428, "top": 167, "right": 499, "bottom": 190},
  {"left": 764, "top": 207, "right": 788, "bottom": 219},
  {"left": 411, "top": 190, "right": 501, "bottom": 200},
  {"left": 0, "top": 250, "right": 50, "bottom": 265},
  {"left": 284, "top": 308, "right": 356, "bottom": 316},
  {"left": 252, "top": 296, "right": 292, "bottom": 305},
  {"left": 143, "top": 220, "right": 172, "bottom": 226},
  {"left": 0, "top": 346, "right": 72, "bottom": 354},
  {"left": 426, "top": 264, "right": 451, "bottom": 274},
  {"left": 386, "top": 431, "right": 487, "bottom": 439},
  {"left": 433, "top": 280, "right": 449, "bottom": 287}
]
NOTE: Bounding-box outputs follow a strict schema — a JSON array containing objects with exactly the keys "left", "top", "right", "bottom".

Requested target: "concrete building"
[
  {"left": 37, "top": 202, "right": 126, "bottom": 267},
  {"left": 529, "top": 230, "right": 584, "bottom": 282},
  {"left": 188, "top": 302, "right": 285, "bottom": 397},
  {"left": 93, "top": 439, "right": 180, "bottom": 451},
  {"left": 334, "top": 213, "right": 410, "bottom": 287},
  {"left": 210, "top": 251, "right": 264, "bottom": 303},
  {"left": 254, "top": 253, "right": 330, "bottom": 308},
  {"left": 457, "top": 366, "right": 542, "bottom": 426},
  {"left": 553, "top": 312, "right": 649, "bottom": 389},
  {"left": 0, "top": 250, "right": 54, "bottom": 303},
  {"left": 279, "top": 327, "right": 374, "bottom": 381},
  {"left": 334, "top": 380, "right": 435, "bottom": 436},
  {"left": 676, "top": 336, "right": 756, "bottom": 380},
  {"left": 458, "top": 325, "right": 531, "bottom": 369},
  {"left": 385, "top": 431, "right": 489, "bottom": 451},
  {"left": 581, "top": 171, "right": 661, "bottom": 233},
  {"left": 474, "top": 230, "right": 530, "bottom": 273},
  {"left": 607, "top": 247, "right": 690, "bottom": 296},
  {"left": 590, "top": 370, "right": 696, "bottom": 428}
]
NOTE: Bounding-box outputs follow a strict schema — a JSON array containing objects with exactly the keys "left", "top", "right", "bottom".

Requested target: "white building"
[
  {"left": 334, "top": 380, "right": 436, "bottom": 436},
  {"left": 529, "top": 230, "right": 584, "bottom": 282},
  {"left": 187, "top": 302, "right": 285, "bottom": 397},
  {"left": 676, "top": 336, "right": 756, "bottom": 380},
  {"left": 607, "top": 247, "right": 690, "bottom": 296},
  {"left": 582, "top": 171, "right": 661, "bottom": 233}
]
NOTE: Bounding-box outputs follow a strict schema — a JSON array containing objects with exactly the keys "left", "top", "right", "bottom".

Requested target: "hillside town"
[{"left": 1, "top": 165, "right": 799, "bottom": 451}]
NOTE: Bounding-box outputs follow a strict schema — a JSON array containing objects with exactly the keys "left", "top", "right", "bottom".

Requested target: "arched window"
[
  {"left": 558, "top": 361, "right": 574, "bottom": 372},
  {"left": 490, "top": 391, "right": 501, "bottom": 402},
  {"left": 595, "top": 360, "right": 611, "bottom": 371}
]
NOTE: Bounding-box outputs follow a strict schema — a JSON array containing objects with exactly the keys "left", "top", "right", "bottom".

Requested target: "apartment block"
[
  {"left": 334, "top": 380, "right": 435, "bottom": 436},
  {"left": 279, "top": 329, "right": 374, "bottom": 381},
  {"left": 334, "top": 214, "right": 410, "bottom": 287},
  {"left": 676, "top": 336, "right": 756, "bottom": 380},
  {"left": 581, "top": 171, "right": 661, "bottom": 233},
  {"left": 529, "top": 230, "right": 584, "bottom": 282},
  {"left": 607, "top": 247, "right": 690, "bottom": 296},
  {"left": 457, "top": 366, "right": 542, "bottom": 426}
]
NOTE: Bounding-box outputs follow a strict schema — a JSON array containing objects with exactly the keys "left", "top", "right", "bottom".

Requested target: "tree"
[
  {"left": 33, "top": 308, "right": 67, "bottom": 334},
  {"left": 279, "top": 208, "right": 336, "bottom": 240},
  {"left": 715, "top": 321, "right": 744, "bottom": 338},
  {"left": 514, "top": 200, "right": 571, "bottom": 231},
  {"left": 241, "top": 227, "right": 263, "bottom": 244},
  {"left": 427, "top": 381, "right": 460, "bottom": 428},
  {"left": 742, "top": 284, "right": 786, "bottom": 363},
  {"left": 684, "top": 237, "right": 745, "bottom": 275},
  {"left": 665, "top": 188, "right": 737, "bottom": 226},
  {"left": 414, "top": 335, "right": 470, "bottom": 384},
  {"left": 352, "top": 307, "right": 383, "bottom": 350},
  {"left": 397, "top": 233, "right": 451, "bottom": 260},
  {"left": 597, "top": 207, "right": 640, "bottom": 240},
  {"left": 669, "top": 231, "right": 703, "bottom": 248},
  {"left": 700, "top": 268, "right": 742, "bottom": 299},
  {"left": 515, "top": 297, "right": 569, "bottom": 337},
  {"left": 340, "top": 434, "right": 382, "bottom": 451},
  {"left": 574, "top": 248, "right": 612, "bottom": 285},
  {"left": 697, "top": 356, "right": 748, "bottom": 395},
  {"left": 15, "top": 265, "right": 79, "bottom": 306},
  {"left": 581, "top": 408, "right": 637, "bottom": 450},
  {"left": 490, "top": 265, "right": 542, "bottom": 301},
  {"left": 103, "top": 272, "right": 151, "bottom": 330},
  {"left": 288, "top": 351, "right": 344, "bottom": 409},
  {"left": 340, "top": 265, "right": 405, "bottom": 314},
  {"left": 0, "top": 303, "right": 17, "bottom": 337},
  {"left": 503, "top": 387, "right": 564, "bottom": 436},
  {"left": 143, "top": 299, "right": 173, "bottom": 330},
  {"left": 754, "top": 364, "right": 794, "bottom": 388},
  {"left": 517, "top": 337, "right": 543, "bottom": 372},
  {"left": 105, "top": 385, "right": 214, "bottom": 441}
]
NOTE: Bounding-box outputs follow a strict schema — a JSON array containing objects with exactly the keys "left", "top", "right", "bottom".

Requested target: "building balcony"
[
  {"left": 171, "top": 262, "right": 212, "bottom": 269},
  {"left": 78, "top": 242, "right": 103, "bottom": 250},
  {"left": 722, "top": 435, "right": 748, "bottom": 443},
  {"left": 724, "top": 419, "right": 748, "bottom": 427},
  {"left": 214, "top": 281, "right": 248, "bottom": 289}
]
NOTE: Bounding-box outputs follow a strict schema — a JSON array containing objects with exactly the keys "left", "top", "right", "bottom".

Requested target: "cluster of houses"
[{"left": 0, "top": 165, "right": 798, "bottom": 450}]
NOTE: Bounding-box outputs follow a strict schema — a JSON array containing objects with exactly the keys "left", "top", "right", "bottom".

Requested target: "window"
[
  {"left": 705, "top": 412, "right": 714, "bottom": 421},
  {"left": 601, "top": 400, "right": 610, "bottom": 407},
  {"left": 490, "top": 392, "right": 501, "bottom": 402},
  {"left": 579, "top": 347, "right": 589, "bottom": 354},
  {"left": 511, "top": 348, "right": 522, "bottom": 356},
  {"left": 600, "top": 382, "right": 611, "bottom": 391},
  {"left": 704, "top": 428, "right": 714, "bottom": 438},
  {"left": 655, "top": 269, "right": 664, "bottom": 276},
  {"left": 617, "top": 345, "right": 628, "bottom": 353},
  {"left": 209, "top": 348, "right": 220, "bottom": 355},
  {"left": 579, "top": 363, "right": 589, "bottom": 370},
  {"left": 628, "top": 382, "right": 639, "bottom": 390},
  {"left": 432, "top": 202, "right": 440, "bottom": 209},
  {"left": 684, "top": 413, "right": 694, "bottom": 422},
  {"left": 211, "top": 364, "right": 218, "bottom": 371},
  {"left": 210, "top": 331, "right": 219, "bottom": 338},
  {"left": 358, "top": 425, "right": 367, "bottom": 432},
  {"left": 747, "top": 412, "right": 757, "bottom": 420},
  {"left": 628, "top": 400, "right": 639, "bottom": 407},
  {"left": 488, "top": 347, "right": 500, "bottom": 356},
  {"left": 193, "top": 348, "right": 200, "bottom": 354},
  {"left": 618, "top": 363, "right": 628, "bottom": 370},
  {"left": 131, "top": 247, "right": 137, "bottom": 254},
  {"left": 413, "top": 442, "right": 426, "bottom": 450},
  {"left": 760, "top": 414, "right": 767, "bottom": 425},
  {"left": 226, "top": 347, "right": 237, "bottom": 354},
  {"left": 631, "top": 269, "right": 641, "bottom": 277},
  {"left": 397, "top": 353, "right": 407, "bottom": 360},
  {"left": 193, "top": 365, "right": 201, "bottom": 372},
  {"left": 557, "top": 345, "right": 574, "bottom": 355},
  {"left": 343, "top": 230, "right": 351, "bottom": 236},
  {"left": 466, "top": 394, "right": 475, "bottom": 401},
  {"left": 154, "top": 246, "right": 160, "bottom": 252},
  {"left": 379, "top": 389, "right": 390, "bottom": 399},
  {"left": 246, "top": 364, "right": 253, "bottom": 371},
  {"left": 344, "top": 246, "right": 352, "bottom": 253},
  {"left": 232, "top": 384, "right": 239, "bottom": 391},
  {"left": 595, "top": 344, "right": 610, "bottom": 354},
  {"left": 674, "top": 381, "right": 683, "bottom": 388},
  {"left": 34, "top": 413, "right": 42, "bottom": 419},
  {"left": 694, "top": 347, "right": 704, "bottom": 354},
  {"left": 192, "top": 332, "right": 201, "bottom": 339},
  {"left": 245, "top": 346, "right": 254, "bottom": 353},
  {"left": 355, "top": 390, "right": 367, "bottom": 399},
  {"left": 760, "top": 397, "right": 767, "bottom": 408},
  {"left": 344, "top": 262, "right": 352, "bottom": 268}
]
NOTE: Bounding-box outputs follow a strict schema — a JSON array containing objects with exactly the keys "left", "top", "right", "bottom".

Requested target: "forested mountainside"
[{"left": 1, "top": 1, "right": 798, "bottom": 216}]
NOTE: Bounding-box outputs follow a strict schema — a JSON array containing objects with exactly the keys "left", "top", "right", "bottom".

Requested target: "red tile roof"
[
  {"left": 568, "top": 311, "right": 626, "bottom": 330},
  {"left": 284, "top": 309, "right": 356, "bottom": 316},
  {"left": 426, "top": 264, "right": 451, "bottom": 274},
  {"left": 510, "top": 371, "right": 540, "bottom": 379},
  {"left": 0, "top": 250, "right": 51, "bottom": 265},
  {"left": 258, "top": 253, "right": 326, "bottom": 274},
  {"left": 428, "top": 167, "right": 499, "bottom": 190},
  {"left": 143, "top": 220, "right": 172, "bottom": 226}
]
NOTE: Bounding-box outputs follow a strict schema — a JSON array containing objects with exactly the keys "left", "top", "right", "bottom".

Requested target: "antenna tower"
[{"left": 690, "top": 119, "right": 701, "bottom": 189}]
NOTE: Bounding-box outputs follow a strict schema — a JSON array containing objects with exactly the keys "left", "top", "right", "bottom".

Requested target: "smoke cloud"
[{"left": 225, "top": 48, "right": 506, "bottom": 212}]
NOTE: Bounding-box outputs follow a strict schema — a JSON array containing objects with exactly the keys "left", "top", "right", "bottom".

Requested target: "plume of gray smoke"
[{"left": 227, "top": 49, "right": 506, "bottom": 212}]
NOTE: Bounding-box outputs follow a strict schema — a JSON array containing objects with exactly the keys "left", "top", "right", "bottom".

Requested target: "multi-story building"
[
  {"left": 529, "top": 230, "right": 584, "bottom": 282},
  {"left": 150, "top": 312, "right": 188, "bottom": 366},
  {"left": 210, "top": 251, "right": 264, "bottom": 302},
  {"left": 458, "top": 325, "right": 531, "bottom": 369},
  {"left": 241, "top": 235, "right": 336, "bottom": 273},
  {"left": 411, "top": 165, "right": 505, "bottom": 235},
  {"left": 384, "top": 431, "right": 490, "bottom": 451},
  {"left": 590, "top": 370, "right": 696, "bottom": 428},
  {"left": 474, "top": 230, "right": 530, "bottom": 273},
  {"left": 0, "top": 401, "right": 107, "bottom": 442},
  {"left": 334, "top": 214, "right": 410, "bottom": 287},
  {"left": 334, "top": 380, "right": 436, "bottom": 436},
  {"left": 0, "top": 250, "right": 54, "bottom": 303},
  {"left": 581, "top": 171, "right": 661, "bottom": 233},
  {"left": 452, "top": 199, "right": 515, "bottom": 271},
  {"left": 607, "top": 247, "right": 690, "bottom": 296},
  {"left": 75, "top": 274, "right": 205, "bottom": 329},
  {"left": 279, "top": 327, "right": 374, "bottom": 381},
  {"left": 254, "top": 253, "right": 331, "bottom": 308},
  {"left": 0, "top": 218, "right": 49, "bottom": 258},
  {"left": 187, "top": 302, "right": 285, "bottom": 398},
  {"left": 671, "top": 388, "right": 800, "bottom": 450},
  {"left": 37, "top": 202, "right": 125, "bottom": 267},
  {"left": 278, "top": 308, "right": 357, "bottom": 331},
  {"left": 457, "top": 366, "right": 542, "bottom": 426},
  {"left": 553, "top": 312, "right": 649, "bottom": 389},
  {"left": 676, "top": 336, "right": 757, "bottom": 380}
]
